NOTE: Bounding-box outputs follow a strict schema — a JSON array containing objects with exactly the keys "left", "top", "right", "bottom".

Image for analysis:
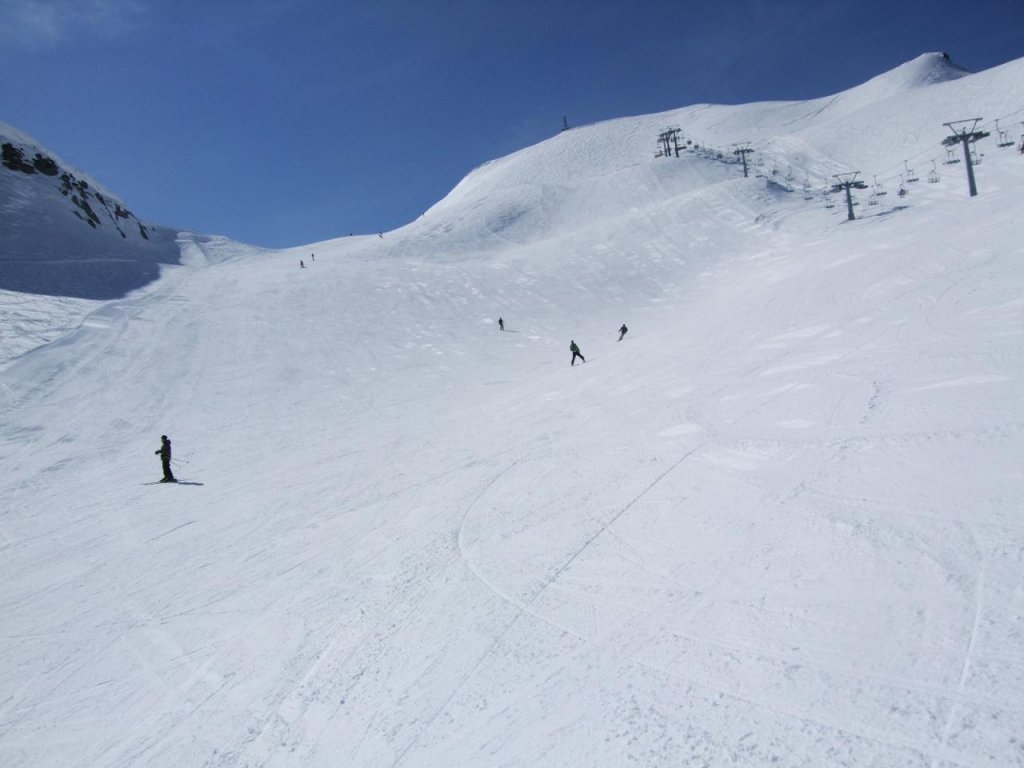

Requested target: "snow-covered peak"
[
  {"left": 807, "top": 52, "right": 972, "bottom": 122},
  {"left": 1, "top": 120, "right": 182, "bottom": 299},
  {"left": 0, "top": 121, "right": 122, "bottom": 205},
  {"left": 387, "top": 52, "right": 1014, "bottom": 258},
  {"left": 855, "top": 51, "right": 971, "bottom": 92}
]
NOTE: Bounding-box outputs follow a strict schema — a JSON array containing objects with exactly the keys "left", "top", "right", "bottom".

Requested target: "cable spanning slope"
[{"left": 0, "top": 55, "right": 1023, "bottom": 768}]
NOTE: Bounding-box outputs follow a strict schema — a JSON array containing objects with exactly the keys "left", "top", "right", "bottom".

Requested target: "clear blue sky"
[{"left": 2, "top": 0, "right": 1021, "bottom": 248}]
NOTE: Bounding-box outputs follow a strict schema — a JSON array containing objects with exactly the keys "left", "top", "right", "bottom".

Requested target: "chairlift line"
[
  {"left": 831, "top": 172, "right": 867, "bottom": 221},
  {"left": 943, "top": 118, "right": 989, "bottom": 196},
  {"left": 994, "top": 120, "right": 1015, "bottom": 148}
]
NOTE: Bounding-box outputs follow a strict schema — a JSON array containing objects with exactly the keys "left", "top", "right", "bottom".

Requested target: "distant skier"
[
  {"left": 155, "top": 435, "right": 176, "bottom": 483},
  {"left": 498, "top": 317, "right": 505, "bottom": 331},
  {"left": 618, "top": 323, "right": 628, "bottom": 341},
  {"left": 300, "top": 259, "right": 305, "bottom": 268},
  {"left": 570, "top": 339, "right": 585, "bottom": 366},
  {"left": 311, "top": 253, "right": 315, "bottom": 261}
]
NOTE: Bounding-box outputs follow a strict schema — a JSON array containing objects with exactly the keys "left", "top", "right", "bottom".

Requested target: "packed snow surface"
[{"left": 1, "top": 54, "right": 1023, "bottom": 767}]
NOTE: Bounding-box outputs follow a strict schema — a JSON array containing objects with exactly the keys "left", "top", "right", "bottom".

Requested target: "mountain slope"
[
  {"left": 0, "top": 54, "right": 1023, "bottom": 768},
  {"left": 0, "top": 122, "right": 183, "bottom": 300}
]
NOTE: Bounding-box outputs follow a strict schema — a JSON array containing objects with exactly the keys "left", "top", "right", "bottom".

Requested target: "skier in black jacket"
[
  {"left": 570, "top": 340, "right": 585, "bottom": 366},
  {"left": 155, "top": 435, "right": 176, "bottom": 482},
  {"left": 618, "top": 324, "right": 628, "bottom": 341}
]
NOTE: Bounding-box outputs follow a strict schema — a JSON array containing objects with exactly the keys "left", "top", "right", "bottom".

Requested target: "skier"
[
  {"left": 618, "top": 323, "right": 628, "bottom": 341},
  {"left": 570, "top": 339, "right": 585, "bottom": 366},
  {"left": 498, "top": 317, "right": 504, "bottom": 331},
  {"left": 155, "top": 435, "right": 176, "bottom": 483},
  {"left": 311, "top": 253, "right": 315, "bottom": 261},
  {"left": 300, "top": 259, "right": 305, "bottom": 268}
]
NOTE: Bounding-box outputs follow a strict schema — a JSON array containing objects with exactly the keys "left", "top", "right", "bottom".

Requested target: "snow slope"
[
  {"left": 0, "top": 121, "right": 183, "bottom": 299},
  {"left": 0, "top": 122, "right": 185, "bottom": 364},
  {"left": 1, "top": 54, "right": 1023, "bottom": 767}
]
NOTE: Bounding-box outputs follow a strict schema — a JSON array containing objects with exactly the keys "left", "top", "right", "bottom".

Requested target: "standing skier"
[
  {"left": 569, "top": 339, "right": 585, "bottom": 366},
  {"left": 299, "top": 259, "right": 305, "bottom": 269},
  {"left": 498, "top": 317, "right": 505, "bottom": 331},
  {"left": 618, "top": 323, "right": 628, "bottom": 341},
  {"left": 155, "top": 435, "right": 176, "bottom": 483}
]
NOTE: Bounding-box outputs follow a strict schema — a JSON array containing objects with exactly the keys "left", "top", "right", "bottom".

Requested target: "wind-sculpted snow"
[{"left": 0, "top": 54, "right": 1023, "bottom": 767}]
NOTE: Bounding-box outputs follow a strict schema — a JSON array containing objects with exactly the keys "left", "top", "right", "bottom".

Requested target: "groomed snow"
[{"left": 1, "top": 54, "right": 1023, "bottom": 767}]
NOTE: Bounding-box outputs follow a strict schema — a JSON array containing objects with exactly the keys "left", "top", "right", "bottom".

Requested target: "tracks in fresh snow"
[{"left": 386, "top": 444, "right": 708, "bottom": 766}]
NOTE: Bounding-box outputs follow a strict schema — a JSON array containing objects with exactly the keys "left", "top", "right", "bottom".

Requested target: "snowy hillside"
[
  {"left": 0, "top": 122, "right": 186, "bottom": 362},
  {"left": 0, "top": 121, "right": 183, "bottom": 299},
  {"left": 1, "top": 53, "right": 1023, "bottom": 768}
]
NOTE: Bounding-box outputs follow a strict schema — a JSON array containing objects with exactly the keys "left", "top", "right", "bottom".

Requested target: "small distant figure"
[
  {"left": 155, "top": 435, "right": 176, "bottom": 482},
  {"left": 300, "top": 259, "right": 305, "bottom": 268},
  {"left": 311, "top": 253, "right": 315, "bottom": 262},
  {"left": 378, "top": 232, "right": 383, "bottom": 239},
  {"left": 498, "top": 317, "right": 504, "bottom": 331},
  {"left": 570, "top": 339, "right": 585, "bottom": 366},
  {"left": 618, "top": 323, "right": 628, "bottom": 341}
]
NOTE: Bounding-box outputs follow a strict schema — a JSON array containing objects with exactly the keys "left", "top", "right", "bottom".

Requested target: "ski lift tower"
[
  {"left": 831, "top": 172, "right": 867, "bottom": 221},
  {"left": 732, "top": 143, "right": 754, "bottom": 177},
  {"left": 657, "top": 128, "right": 683, "bottom": 158},
  {"left": 942, "top": 119, "right": 990, "bottom": 197}
]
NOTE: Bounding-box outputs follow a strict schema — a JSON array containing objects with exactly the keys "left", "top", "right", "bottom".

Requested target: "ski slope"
[{"left": 1, "top": 54, "right": 1023, "bottom": 767}]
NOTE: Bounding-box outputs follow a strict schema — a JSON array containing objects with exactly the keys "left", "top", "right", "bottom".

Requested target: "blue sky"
[{"left": 2, "top": 0, "right": 1022, "bottom": 248}]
